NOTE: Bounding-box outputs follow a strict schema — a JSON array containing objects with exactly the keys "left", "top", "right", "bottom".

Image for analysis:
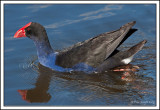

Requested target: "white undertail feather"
[{"left": 121, "top": 55, "right": 134, "bottom": 64}]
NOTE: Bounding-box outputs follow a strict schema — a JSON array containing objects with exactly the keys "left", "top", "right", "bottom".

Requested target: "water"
[{"left": 4, "top": 4, "right": 156, "bottom": 106}]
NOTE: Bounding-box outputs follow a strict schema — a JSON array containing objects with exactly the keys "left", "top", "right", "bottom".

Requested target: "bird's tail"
[{"left": 96, "top": 40, "right": 147, "bottom": 72}]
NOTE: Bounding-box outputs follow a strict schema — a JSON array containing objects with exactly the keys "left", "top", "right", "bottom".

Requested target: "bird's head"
[{"left": 14, "top": 22, "right": 48, "bottom": 42}]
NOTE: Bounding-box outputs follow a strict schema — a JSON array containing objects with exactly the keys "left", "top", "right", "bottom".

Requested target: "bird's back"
[{"left": 55, "top": 21, "right": 136, "bottom": 68}]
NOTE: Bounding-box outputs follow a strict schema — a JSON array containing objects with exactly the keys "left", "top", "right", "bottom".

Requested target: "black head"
[{"left": 14, "top": 22, "right": 49, "bottom": 42}]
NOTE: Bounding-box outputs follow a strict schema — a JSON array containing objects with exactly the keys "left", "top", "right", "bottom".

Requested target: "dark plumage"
[
  {"left": 56, "top": 21, "right": 137, "bottom": 68},
  {"left": 14, "top": 21, "right": 147, "bottom": 72}
]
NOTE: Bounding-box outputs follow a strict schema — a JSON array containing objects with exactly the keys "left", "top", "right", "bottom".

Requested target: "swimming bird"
[{"left": 14, "top": 21, "right": 147, "bottom": 73}]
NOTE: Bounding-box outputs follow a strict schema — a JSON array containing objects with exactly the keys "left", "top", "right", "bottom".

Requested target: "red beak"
[{"left": 14, "top": 22, "right": 32, "bottom": 38}]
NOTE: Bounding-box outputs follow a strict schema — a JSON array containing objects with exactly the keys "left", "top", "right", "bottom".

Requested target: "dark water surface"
[{"left": 4, "top": 4, "right": 156, "bottom": 106}]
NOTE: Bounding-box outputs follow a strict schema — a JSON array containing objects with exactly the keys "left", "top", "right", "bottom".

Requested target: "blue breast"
[{"left": 38, "top": 52, "right": 95, "bottom": 73}]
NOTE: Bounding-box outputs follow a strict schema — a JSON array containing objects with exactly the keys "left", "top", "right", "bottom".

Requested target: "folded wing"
[{"left": 56, "top": 21, "right": 136, "bottom": 68}]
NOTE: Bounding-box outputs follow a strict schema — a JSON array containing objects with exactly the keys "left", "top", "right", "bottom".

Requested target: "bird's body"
[{"left": 14, "top": 21, "right": 147, "bottom": 73}]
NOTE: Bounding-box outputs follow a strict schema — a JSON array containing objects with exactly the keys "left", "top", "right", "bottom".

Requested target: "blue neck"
[
  {"left": 34, "top": 41, "right": 53, "bottom": 58},
  {"left": 34, "top": 40, "right": 73, "bottom": 72}
]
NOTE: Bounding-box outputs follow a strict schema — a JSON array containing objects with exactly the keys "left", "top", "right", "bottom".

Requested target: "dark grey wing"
[
  {"left": 96, "top": 40, "right": 147, "bottom": 72},
  {"left": 56, "top": 21, "right": 136, "bottom": 68},
  {"left": 107, "top": 28, "right": 137, "bottom": 58}
]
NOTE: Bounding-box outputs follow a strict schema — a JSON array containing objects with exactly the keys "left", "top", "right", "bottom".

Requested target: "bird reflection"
[
  {"left": 17, "top": 63, "right": 154, "bottom": 103},
  {"left": 17, "top": 64, "right": 52, "bottom": 103}
]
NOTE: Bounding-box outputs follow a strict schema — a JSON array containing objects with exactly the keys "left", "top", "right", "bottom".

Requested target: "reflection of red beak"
[
  {"left": 17, "top": 90, "right": 29, "bottom": 102},
  {"left": 14, "top": 22, "right": 32, "bottom": 38}
]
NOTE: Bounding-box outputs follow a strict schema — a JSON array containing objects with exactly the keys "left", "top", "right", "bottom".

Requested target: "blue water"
[{"left": 4, "top": 4, "right": 156, "bottom": 106}]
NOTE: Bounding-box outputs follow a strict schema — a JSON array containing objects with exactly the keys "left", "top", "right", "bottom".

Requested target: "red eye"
[
  {"left": 27, "top": 28, "right": 30, "bottom": 31},
  {"left": 25, "top": 27, "right": 32, "bottom": 36}
]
